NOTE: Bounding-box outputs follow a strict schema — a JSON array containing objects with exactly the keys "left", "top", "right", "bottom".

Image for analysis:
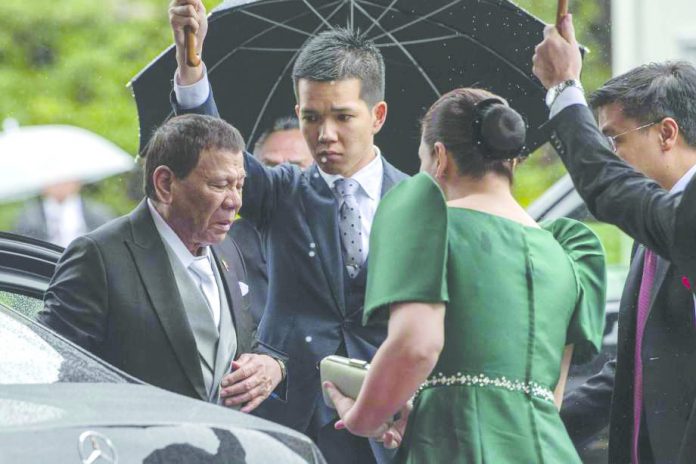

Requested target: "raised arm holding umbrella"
[{"left": 534, "top": 6, "right": 696, "bottom": 464}]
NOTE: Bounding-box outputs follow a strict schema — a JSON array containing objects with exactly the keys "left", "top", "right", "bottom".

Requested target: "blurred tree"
[
  {"left": 0, "top": 0, "right": 220, "bottom": 230},
  {"left": 513, "top": 0, "right": 612, "bottom": 206},
  {"left": 0, "top": 0, "right": 610, "bottom": 231}
]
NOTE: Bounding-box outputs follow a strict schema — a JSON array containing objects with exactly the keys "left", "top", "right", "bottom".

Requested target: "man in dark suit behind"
[
  {"left": 533, "top": 15, "right": 696, "bottom": 464},
  {"left": 169, "top": 1, "right": 407, "bottom": 462},
  {"left": 230, "top": 116, "right": 313, "bottom": 325},
  {"left": 39, "top": 114, "right": 285, "bottom": 406},
  {"left": 14, "top": 181, "right": 114, "bottom": 248}
]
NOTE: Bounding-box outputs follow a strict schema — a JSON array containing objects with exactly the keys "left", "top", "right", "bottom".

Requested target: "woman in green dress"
[{"left": 325, "top": 88, "right": 606, "bottom": 463}]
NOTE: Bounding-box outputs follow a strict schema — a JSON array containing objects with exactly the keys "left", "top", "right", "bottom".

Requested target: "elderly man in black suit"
[
  {"left": 39, "top": 114, "right": 283, "bottom": 405},
  {"left": 533, "top": 14, "right": 696, "bottom": 464}
]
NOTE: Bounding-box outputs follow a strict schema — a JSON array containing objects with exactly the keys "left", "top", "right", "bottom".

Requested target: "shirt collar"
[
  {"left": 670, "top": 164, "right": 696, "bottom": 194},
  {"left": 317, "top": 146, "right": 384, "bottom": 200},
  {"left": 147, "top": 199, "right": 211, "bottom": 268}
]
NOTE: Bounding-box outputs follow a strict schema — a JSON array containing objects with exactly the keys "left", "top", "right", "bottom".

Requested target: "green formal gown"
[{"left": 364, "top": 173, "right": 606, "bottom": 463}]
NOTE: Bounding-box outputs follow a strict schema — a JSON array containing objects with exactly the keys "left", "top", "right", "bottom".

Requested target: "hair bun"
[{"left": 474, "top": 99, "right": 526, "bottom": 160}]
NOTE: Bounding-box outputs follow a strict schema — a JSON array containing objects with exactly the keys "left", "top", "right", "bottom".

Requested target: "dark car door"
[{"left": 0, "top": 231, "right": 61, "bottom": 319}]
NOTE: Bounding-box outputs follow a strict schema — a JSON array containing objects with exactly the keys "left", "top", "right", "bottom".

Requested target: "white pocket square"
[{"left": 238, "top": 282, "right": 249, "bottom": 296}]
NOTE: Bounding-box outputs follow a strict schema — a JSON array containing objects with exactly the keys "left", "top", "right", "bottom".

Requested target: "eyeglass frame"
[{"left": 605, "top": 119, "right": 663, "bottom": 152}]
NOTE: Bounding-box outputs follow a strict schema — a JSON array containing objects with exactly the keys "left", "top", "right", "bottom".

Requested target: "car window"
[
  {"left": 0, "top": 290, "right": 43, "bottom": 320},
  {"left": 0, "top": 304, "right": 135, "bottom": 385}
]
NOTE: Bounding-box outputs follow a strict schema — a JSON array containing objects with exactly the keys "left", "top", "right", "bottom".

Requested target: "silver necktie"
[{"left": 334, "top": 178, "right": 363, "bottom": 278}]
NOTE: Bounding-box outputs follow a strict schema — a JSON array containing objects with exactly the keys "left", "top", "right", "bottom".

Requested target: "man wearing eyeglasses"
[{"left": 533, "top": 14, "right": 696, "bottom": 464}]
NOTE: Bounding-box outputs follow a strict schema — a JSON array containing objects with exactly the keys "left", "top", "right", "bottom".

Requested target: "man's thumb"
[{"left": 558, "top": 13, "right": 576, "bottom": 43}]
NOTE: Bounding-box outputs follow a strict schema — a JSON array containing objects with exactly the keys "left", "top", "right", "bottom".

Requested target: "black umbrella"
[{"left": 130, "top": 0, "right": 554, "bottom": 175}]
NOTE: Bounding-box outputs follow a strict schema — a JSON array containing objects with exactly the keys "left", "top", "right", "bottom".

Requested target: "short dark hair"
[
  {"left": 292, "top": 27, "right": 385, "bottom": 106},
  {"left": 421, "top": 88, "right": 516, "bottom": 182},
  {"left": 142, "top": 114, "right": 245, "bottom": 199},
  {"left": 253, "top": 116, "right": 300, "bottom": 155},
  {"left": 589, "top": 61, "right": 696, "bottom": 147}
]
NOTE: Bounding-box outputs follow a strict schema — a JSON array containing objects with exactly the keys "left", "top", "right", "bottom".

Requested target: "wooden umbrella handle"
[
  {"left": 185, "top": 26, "right": 201, "bottom": 67},
  {"left": 556, "top": 0, "right": 569, "bottom": 28}
]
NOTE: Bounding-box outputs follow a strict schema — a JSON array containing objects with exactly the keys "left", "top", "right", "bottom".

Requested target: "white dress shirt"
[
  {"left": 318, "top": 149, "right": 384, "bottom": 259},
  {"left": 147, "top": 199, "right": 221, "bottom": 327},
  {"left": 174, "top": 67, "right": 211, "bottom": 110},
  {"left": 549, "top": 86, "right": 588, "bottom": 118},
  {"left": 42, "top": 194, "right": 88, "bottom": 248}
]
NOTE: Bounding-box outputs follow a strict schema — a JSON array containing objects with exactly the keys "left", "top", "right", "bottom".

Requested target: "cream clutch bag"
[{"left": 320, "top": 355, "right": 369, "bottom": 409}]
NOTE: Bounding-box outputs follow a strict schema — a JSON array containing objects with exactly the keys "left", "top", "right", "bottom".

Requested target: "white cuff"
[
  {"left": 549, "top": 86, "right": 587, "bottom": 118},
  {"left": 173, "top": 64, "right": 210, "bottom": 110}
]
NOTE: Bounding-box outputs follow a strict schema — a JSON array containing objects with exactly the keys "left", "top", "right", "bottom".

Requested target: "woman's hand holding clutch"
[{"left": 324, "top": 381, "right": 411, "bottom": 449}]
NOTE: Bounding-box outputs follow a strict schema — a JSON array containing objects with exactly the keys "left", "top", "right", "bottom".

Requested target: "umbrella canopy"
[
  {"left": 0, "top": 125, "right": 134, "bottom": 202},
  {"left": 131, "top": 0, "right": 555, "bottom": 174}
]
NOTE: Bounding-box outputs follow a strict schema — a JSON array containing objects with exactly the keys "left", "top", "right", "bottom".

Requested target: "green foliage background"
[{"left": 0, "top": 0, "right": 611, "bottom": 229}]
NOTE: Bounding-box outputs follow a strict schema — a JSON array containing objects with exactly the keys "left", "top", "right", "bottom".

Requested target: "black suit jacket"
[
  {"left": 550, "top": 105, "right": 696, "bottom": 463},
  {"left": 229, "top": 218, "right": 267, "bottom": 326},
  {"left": 39, "top": 200, "right": 256, "bottom": 401},
  {"left": 562, "top": 244, "right": 696, "bottom": 463}
]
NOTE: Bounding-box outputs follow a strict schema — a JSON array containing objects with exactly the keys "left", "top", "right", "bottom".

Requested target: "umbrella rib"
[
  {"left": 358, "top": 0, "right": 540, "bottom": 89},
  {"left": 300, "top": 0, "right": 335, "bottom": 30},
  {"left": 374, "top": 33, "right": 462, "bottom": 47},
  {"left": 363, "top": 0, "right": 401, "bottom": 36},
  {"left": 350, "top": 0, "right": 354, "bottom": 30},
  {"left": 365, "top": 0, "right": 462, "bottom": 41},
  {"left": 352, "top": 1, "right": 440, "bottom": 98},
  {"left": 239, "top": 47, "right": 304, "bottom": 52},
  {"left": 375, "top": 29, "right": 539, "bottom": 88},
  {"left": 208, "top": 0, "right": 344, "bottom": 75},
  {"left": 239, "top": 10, "right": 313, "bottom": 37},
  {"left": 247, "top": 1, "right": 346, "bottom": 140}
]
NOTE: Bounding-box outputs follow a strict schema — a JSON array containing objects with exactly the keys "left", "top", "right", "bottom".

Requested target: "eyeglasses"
[{"left": 605, "top": 120, "right": 661, "bottom": 152}]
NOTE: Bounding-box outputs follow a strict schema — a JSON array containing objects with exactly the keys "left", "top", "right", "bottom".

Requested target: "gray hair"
[{"left": 142, "top": 114, "right": 245, "bottom": 199}]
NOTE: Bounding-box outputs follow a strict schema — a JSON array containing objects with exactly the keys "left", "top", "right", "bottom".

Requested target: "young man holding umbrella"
[
  {"left": 169, "top": 1, "right": 408, "bottom": 462},
  {"left": 533, "top": 13, "right": 696, "bottom": 464}
]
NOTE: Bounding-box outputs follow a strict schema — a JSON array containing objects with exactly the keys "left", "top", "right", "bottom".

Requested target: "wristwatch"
[
  {"left": 274, "top": 357, "right": 287, "bottom": 381},
  {"left": 545, "top": 79, "right": 584, "bottom": 108}
]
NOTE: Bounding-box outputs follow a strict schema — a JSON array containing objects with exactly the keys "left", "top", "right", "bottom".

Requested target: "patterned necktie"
[
  {"left": 189, "top": 256, "right": 221, "bottom": 326},
  {"left": 632, "top": 248, "right": 657, "bottom": 464},
  {"left": 334, "top": 178, "right": 363, "bottom": 278}
]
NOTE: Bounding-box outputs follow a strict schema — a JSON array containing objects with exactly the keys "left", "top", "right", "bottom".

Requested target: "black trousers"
[{"left": 638, "top": 411, "right": 655, "bottom": 464}]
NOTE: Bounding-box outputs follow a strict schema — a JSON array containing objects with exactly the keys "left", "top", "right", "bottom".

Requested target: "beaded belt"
[{"left": 415, "top": 372, "right": 555, "bottom": 403}]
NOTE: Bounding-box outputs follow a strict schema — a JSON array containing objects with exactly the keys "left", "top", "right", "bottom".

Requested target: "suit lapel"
[
  {"left": 618, "top": 246, "right": 645, "bottom": 349},
  {"left": 125, "top": 200, "right": 207, "bottom": 400},
  {"left": 302, "top": 165, "right": 346, "bottom": 315},
  {"left": 212, "top": 242, "right": 253, "bottom": 355}
]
